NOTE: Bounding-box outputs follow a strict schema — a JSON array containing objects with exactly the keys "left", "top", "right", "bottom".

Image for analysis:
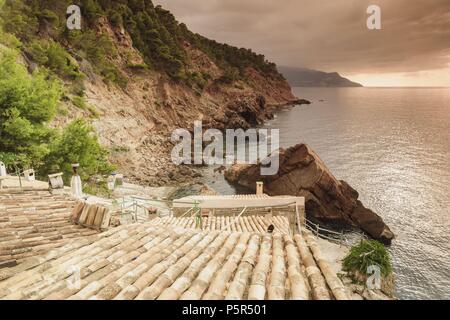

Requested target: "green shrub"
[
  {"left": 71, "top": 96, "right": 99, "bottom": 117},
  {"left": 0, "top": 48, "right": 62, "bottom": 167},
  {"left": 72, "top": 95, "right": 87, "bottom": 109},
  {"left": 100, "top": 63, "right": 128, "bottom": 88},
  {"left": 69, "top": 79, "right": 86, "bottom": 97},
  {"left": 57, "top": 104, "right": 69, "bottom": 116},
  {"left": 0, "top": 28, "right": 21, "bottom": 48},
  {"left": 66, "top": 30, "right": 127, "bottom": 87},
  {"left": 45, "top": 41, "right": 84, "bottom": 80},
  {"left": 25, "top": 40, "right": 84, "bottom": 81},
  {"left": 80, "top": 0, "right": 103, "bottom": 23},
  {"left": 26, "top": 41, "right": 48, "bottom": 64},
  {"left": 0, "top": 48, "right": 112, "bottom": 183},
  {"left": 36, "top": 9, "right": 59, "bottom": 25},
  {"left": 111, "top": 145, "right": 130, "bottom": 153},
  {"left": 343, "top": 240, "right": 392, "bottom": 277},
  {"left": 44, "top": 118, "right": 114, "bottom": 184},
  {"left": 109, "top": 10, "right": 123, "bottom": 27},
  {"left": 0, "top": 0, "right": 38, "bottom": 41},
  {"left": 217, "top": 67, "right": 240, "bottom": 84},
  {"left": 186, "top": 71, "right": 207, "bottom": 91},
  {"left": 126, "top": 63, "right": 148, "bottom": 71}
]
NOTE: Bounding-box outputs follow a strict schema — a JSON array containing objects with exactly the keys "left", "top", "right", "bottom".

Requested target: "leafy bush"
[
  {"left": 217, "top": 67, "right": 240, "bottom": 84},
  {"left": 0, "top": 49, "right": 62, "bottom": 167},
  {"left": 26, "top": 40, "right": 84, "bottom": 81},
  {"left": 0, "top": 0, "right": 38, "bottom": 41},
  {"left": 36, "top": 9, "right": 59, "bottom": 25},
  {"left": 186, "top": 71, "right": 207, "bottom": 91},
  {"left": 110, "top": 145, "right": 130, "bottom": 153},
  {"left": 66, "top": 30, "right": 127, "bottom": 87},
  {"left": 343, "top": 240, "right": 392, "bottom": 277},
  {"left": 72, "top": 95, "right": 87, "bottom": 109},
  {"left": 99, "top": 63, "right": 128, "bottom": 88},
  {"left": 80, "top": 0, "right": 103, "bottom": 23},
  {"left": 0, "top": 9, "right": 21, "bottom": 49},
  {"left": 43, "top": 118, "right": 114, "bottom": 184},
  {"left": 0, "top": 48, "right": 112, "bottom": 183},
  {"left": 72, "top": 96, "right": 99, "bottom": 117},
  {"left": 108, "top": 9, "right": 123, "bottom": 27},
  {"left": 45, "top": 42, "right": 84, "bottom": 80},
  {"left": 126, "top": 62, "right": 148, "bottom": 71}
]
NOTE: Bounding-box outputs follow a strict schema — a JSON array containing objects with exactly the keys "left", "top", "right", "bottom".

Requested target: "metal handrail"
[
  {"left": 110, "top": 196, "right": 305, "bottom": 235},
  {"left": 305, "top": 218, "right": 345, "bottom": 236},
  {"left": 304, "top": 217, "right": 351, "bottom": 246}
]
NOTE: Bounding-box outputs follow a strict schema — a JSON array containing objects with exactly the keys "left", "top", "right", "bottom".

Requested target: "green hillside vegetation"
[
  {"left": 0, "top": 0, "right": 283, "bottom": 193},
  {"left": 0, "top": 47, "right": 113, "bottom": 184},
  {"left": 0, "top": 0, "right": 282, "bottom": 91},
  {"left": 0, "top": 1, "right": 113, "bottom": 186},
  {"left": 0, "top": 49, "right": 61, "bottom": 167}
]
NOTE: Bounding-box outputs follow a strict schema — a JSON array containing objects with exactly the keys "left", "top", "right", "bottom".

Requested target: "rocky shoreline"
[
  {"left": 224, "top": 143, "right": 394, "bottom": 244},
  {"left": 113, "top": 97, "right": 309, "bottom": 187},
  {"left": 110, "top": 98, "right": 394, "bottom": 245}
]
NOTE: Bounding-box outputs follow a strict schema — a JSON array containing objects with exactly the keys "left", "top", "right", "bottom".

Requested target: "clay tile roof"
[
  {"left": 173, "top": 194, "right": 304, "bottom": 209},
  {"left": 149, "top": 215, "right": 291, "bottom": 234},
  {"left": 0, "top": 190, "right": 99, "bottom": 269},
  {"left": 0, "top": 221, "right": 348, "bottom": 300}
]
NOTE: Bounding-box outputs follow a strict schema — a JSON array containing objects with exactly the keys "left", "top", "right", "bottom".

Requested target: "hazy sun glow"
[{"left": 347, "top": 68, "right": 450, "bottom": 87}]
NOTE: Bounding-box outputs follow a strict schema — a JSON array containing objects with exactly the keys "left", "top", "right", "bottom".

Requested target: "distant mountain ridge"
[{"left": 279, "top": 66, "right": 363, "bottom": 87}]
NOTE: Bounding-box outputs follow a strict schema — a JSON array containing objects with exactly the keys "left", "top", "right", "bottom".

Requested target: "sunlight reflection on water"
[{"left": 203, "top": 87, "right": 450, "bottom": 299}]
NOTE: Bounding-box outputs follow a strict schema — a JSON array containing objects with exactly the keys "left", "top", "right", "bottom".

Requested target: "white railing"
[{"left": 304, "top": 217, "right": 367, "bottom": 246}]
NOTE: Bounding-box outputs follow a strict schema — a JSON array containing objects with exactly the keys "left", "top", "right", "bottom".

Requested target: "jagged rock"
[
  {"left": 199, "top": 184, "right": 219, "bottom": 196},
  {"left": 224, "top": 143, "right": 394, "bottom": 244},
  {"left": 219, "top": 94, "right": 270, "bottom": 129},
  {"left": 286, "top": 98, "right": 311, "bottom": 106}
]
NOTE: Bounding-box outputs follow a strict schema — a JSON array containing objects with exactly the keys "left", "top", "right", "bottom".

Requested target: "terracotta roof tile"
[
  {"left": 149, "top": 215, "right": 291, "bottom": 234},
  {"left": 0, "top": 191, "right": 98, "bottom": 268},
  {"left": 0, "top": 221, "right": 349, "bottom": 300},
  {"left": 0, "top": 190, "right": 349, "bottom": 300}
]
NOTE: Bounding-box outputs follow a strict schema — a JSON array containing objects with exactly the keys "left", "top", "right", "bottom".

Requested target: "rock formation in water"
[{"left": 224, "top": 144, "right": 394, "bottom": 244}]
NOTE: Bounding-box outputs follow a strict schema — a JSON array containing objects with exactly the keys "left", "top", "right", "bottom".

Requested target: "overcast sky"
[{"left": 154, "top": 0, "right": 450, "bottom": 86}]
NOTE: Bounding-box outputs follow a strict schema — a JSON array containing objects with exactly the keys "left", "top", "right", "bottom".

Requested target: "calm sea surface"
[{"left": 203, "top": 87, "right": 450, "bottom": 299}]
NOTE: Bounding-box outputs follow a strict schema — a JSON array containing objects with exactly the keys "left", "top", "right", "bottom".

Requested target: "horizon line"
[
  {"left": 293, "top": 86, "right": 450, "bottom": 88},
  {"left": 362, "top": 86, "right": 450, "bottom": 88}
]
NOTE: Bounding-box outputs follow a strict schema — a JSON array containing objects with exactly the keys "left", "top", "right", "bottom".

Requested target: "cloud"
[{"left": 154, "top": 0, "right": 450, "bottom": 76}]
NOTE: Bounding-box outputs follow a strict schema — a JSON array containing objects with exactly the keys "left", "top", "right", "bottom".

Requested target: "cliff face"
[
  {"left": 225, "top": 144, "right": 394, "bottom": 244},
  {"left": 2, "top": 1, "right": 297, "bottom": 185},
  {"left": 81, "top": 18, "right": 296, "bottom": 185}
]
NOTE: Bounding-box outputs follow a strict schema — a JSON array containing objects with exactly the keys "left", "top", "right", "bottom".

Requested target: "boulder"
[{"left": 224, "top": 143, "right": 394, "bottom": 244}]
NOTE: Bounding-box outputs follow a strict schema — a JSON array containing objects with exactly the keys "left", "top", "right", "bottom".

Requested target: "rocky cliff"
[
  {"left": 225, "top": 144, "right": 394, "bottom": 244},
  {"left": 1, "top": 0, "right": 299, "bottom": 185},
  {"left": 76, "top": 18, "right": 297, "bottom": 186}
]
